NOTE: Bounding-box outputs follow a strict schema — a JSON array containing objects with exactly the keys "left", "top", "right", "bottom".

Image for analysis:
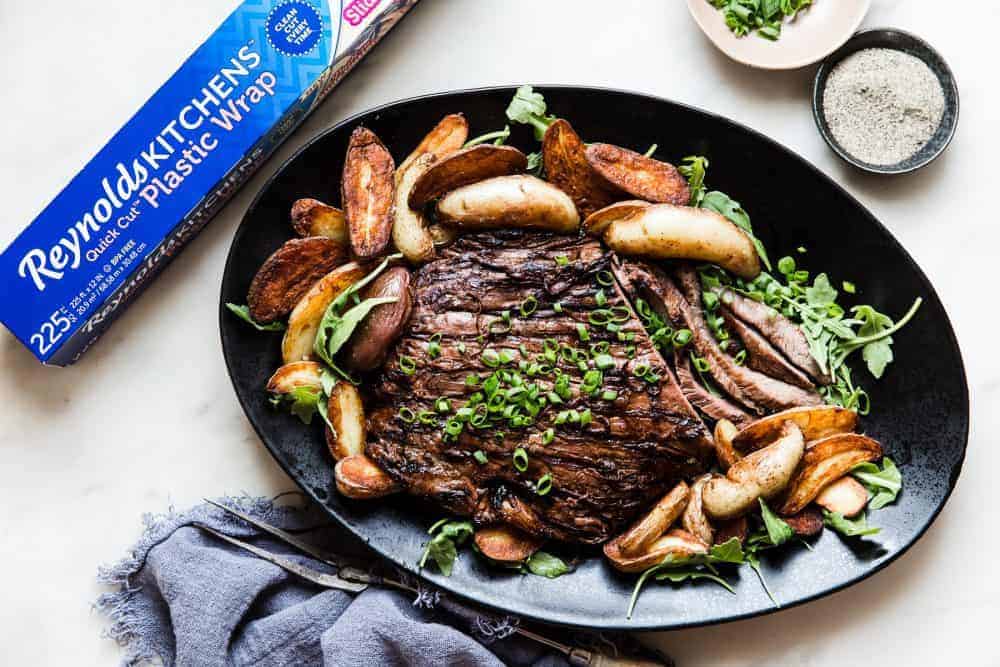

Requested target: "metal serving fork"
[{"left": 198, "top": 499, "right": 668, "bottom": 667}]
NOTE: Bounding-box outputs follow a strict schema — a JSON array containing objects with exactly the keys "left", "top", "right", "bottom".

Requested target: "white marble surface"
[{"left": 0, "top": 1, "right": 996, "bottom": 664}]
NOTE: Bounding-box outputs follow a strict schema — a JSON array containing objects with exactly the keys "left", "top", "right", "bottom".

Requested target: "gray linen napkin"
[{"left": 96, "top": 495, "right": 668, "bottom": 666}]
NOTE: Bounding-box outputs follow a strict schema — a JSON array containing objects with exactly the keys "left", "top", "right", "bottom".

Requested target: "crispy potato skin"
[
  {"left": 542, "top": 119, "right": 619, "bottom": 217},
  {"left": 779, "top": 433, "right": 882, "bottom": 515},
  {"left": 815, "top": 476, "right": 869, "bottom": 517},
  {"left": 408, "top": 144, "right": 528, "bottom": 209},
  {"left": 281, "top": 262, "right": 366, "bottom": 363},
  {"left": 335, "top": 454, "right": 400, "bottom": 499},
  {"left": 247, "top": 237, "right": 347, "bottom": 323},
  {"left": 703, "top": 422, "right": 805, "bottom": 520},
  {"left": 581, "top": 200, "right": 650, "bottom": 236},
  {"left": 605, "top": 529, "right": 708, "bottom": 573},
  {"left": 392, "top": 154, "right": 438, "bottom": 264},
  {"left": 290, "top": 198, "right": 348, "bottom": 242},
  {"left": 436, "top": 175, "right": 580, "bottom": 233},
  {"left": 615, "top": 481, "right": 690, "bottom": 557},
  {"left": 341, "top": 267, "right": 413, "bottom": 371},
  {"left": 342, "top": 126, "right": 395, "bottom": 259},
  {"left": 733, "top": 405, "right": 859, "bottom": 452},
  {"left": 585, "top": 143, "right": 690, "bottom": 205},
  {"left": 325, "top": 382, "right": 366, "bottom": 460},
  {"left": 682, "top": 475, "right": 715, "bottom": 545},
  {"left": 602, "top": 204, "right": 761, "bottom": 279},
  {"left": 474, "top": 525, "right": 543, "bottom": 563},
  {"left": 266, "top": 361, "right": 323, "bottom": 394},
  {"left": 398, "top": 113, "right": 468, "bottom": 174}
]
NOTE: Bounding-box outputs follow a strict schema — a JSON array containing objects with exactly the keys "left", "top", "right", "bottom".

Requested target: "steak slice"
[
  {"left": 721, "top": 309, "right": 815, "bottom": 390},
  {"left": 674, "top": 353, "right": 753, "bottom": 428},
  {"left": 366, "top": 231, "right": 711, "bottom": 545}
]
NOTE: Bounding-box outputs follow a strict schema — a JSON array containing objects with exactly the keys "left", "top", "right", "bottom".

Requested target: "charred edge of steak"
[{"left": 364, "top": 230, "right": 711, "bottom": 545}]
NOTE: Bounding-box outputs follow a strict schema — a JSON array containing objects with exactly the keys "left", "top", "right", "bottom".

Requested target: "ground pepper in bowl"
[{"left": 822, "top": 48, "right": 945, "bottom": 166}]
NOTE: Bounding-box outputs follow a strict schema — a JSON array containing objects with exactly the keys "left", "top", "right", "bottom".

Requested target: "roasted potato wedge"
[
  {"left": 783, "top": 507, "right": 824, "bottom": 536},
  {"left": 605, "top": 529, "right": 708, "bottom": 574},
  {"left": 585, "top": 143, "right": 690, "bottom": 205},
  {"left": 398, "top": 113, "right": 468, "bottom": 174},
  {"left": 474, "top": 525, "right": 543, "bottom": 563},
  {"left": 542, "top": 119, "right": 619, "bottom": 217},
  {"left": 408, "top": 144, "right": 527, "bottom": 209},
  {"left": 392, "top": 154, "right": 437, "bottom": 264},
  {"left": 681, "top": 475, "right": 715, "bottom": 546},
  {"left": 247, "top": 237, "right": 347, "bottom": 323},
  {"left": 342, "top": 126, "right": 395, "bottom": 259},
  {"left": 266, "top": 361, "right": 323, "bottom": 394},
  {"left": 581, "top": 200, "right": 650, "bottom": 236},
  {"left": 436, "top": 175, "right": 580, "bottom": 233},
  {"left": 779, "top": 433, "right": 882, "bottom": 515},
  {"left": 703, "top": 422, "right": 805, "bottom": 520},
  {"left": 615, "top": 482, "right": 690, "bottom": 557},
  {"left": 815, "top": 476, "right": 869, "bottom": 517},
  {"left": 341, "top": 266, "right": 413, "bottom": 371},
  {"left": 713, "top": 418, "right": 741, "bottom": 471},
  {"left": 290, "top": 198, "right": 348, "bottom": 242},
  {"left": 334, "top": 454, "right": 400, "bottom": 499},
  {"left": 324, "top": 382, "right": 366, "bottom": 461},
  {"left": 281, "top": 262, "right": 366, "bottom": 363},
  {"left": 602, "top": 204, "right": 761, "bottom": 279},
  {"left": 732, "top": 405, "right": 859, "bottom": 452}
]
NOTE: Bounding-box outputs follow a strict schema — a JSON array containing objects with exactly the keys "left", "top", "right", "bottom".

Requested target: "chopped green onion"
[
  {"left": 398, "top": 407, "right": 417, "bottom": 423},
  {"left": 435, "top": 397, "right": 452, "bottom": 413},
  {"left": 596, "top": 270, "right": 614, "bottom": 286},
  {"left": 843, "top": 281, "right": 856, "bottom": 294},
  {"left": 734, "top": 349, "right": 747, "bottom": 366},
  {"left": 535, "top": 473, "right": 553, "bottom": 496},
  {"left": 542, "top": 428, "right": 555, "bottom": 445},
  {"left": 417, "top": 410, "right": 437, "bottom": 425},
  {"left": 520, "top": 295, "right": 538, "bottom": 317},
  {"left": 595, "top": 289, "right": 607, "bottom": 307},
  {"left": 576, "top": 323, "right": 590, "bottom": 341},
  {"left": 473, "top": 450, "right": 488, "bottom": 465},
  {"left": 399, "top": 356, "right": 417, "bottom": 375},
  {"left": 427, "top": 340, "right": 441, "bottom": 359},
  {"left": 555, "top": 254, "right": 569, "bottom": 266},
  {"left": 482, "top": 349, "right": 500, "bottom": 368},
  {"left": 457, "top": 341, "right": 467, "bottom": 354},
  {"left": 498, "top": 348, "right": 517, "bottom": 365},
  {"left": 553, "top": 302, "right": 564, "bottom": 314},
  {"left": 594, "top": 354, "right": 615, "bottom": 370},
  {"left": 633, "top": 363, "right": 650, "bottom": 377},
  {"left": 513, "top": 447, "right": 529, "bottom": 471},
  {"left": 601, "top": 390, "right": 618, "bottom": 401},
  {"left": 692, "top": 355, "right": 711, "bottom": 373},
  {"left": 579, "top": 408, "right": 592, "bottom": 427},
  {"left": 672, "top": 329, "right": 692, "bottom": 347}
]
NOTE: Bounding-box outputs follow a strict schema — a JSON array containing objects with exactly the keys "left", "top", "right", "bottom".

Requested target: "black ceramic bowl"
[
  {"left": 812, "top": 28, "right": 959, "bottom": 174},
  {"left": 220, "top": 86, "right": 968, "bottom": 630}
]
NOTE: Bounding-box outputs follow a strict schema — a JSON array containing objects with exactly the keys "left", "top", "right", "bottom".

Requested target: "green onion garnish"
[
  {"left": 576, "top": 323, "right": 590, "bottom": 341},
  {"left": 520, "top": 295, "right": 538, "bottom": 317},
  {"left": 596, "top": 270, "right": 614, "bottom": 286},
  {"left": 513, "top": 447, "right": 529, "bottom": 471},
  {"left": 601, "top": 390, "right": 618, "bottom": 401},
  {"left": 535, "top": 473, "right": 553, "bottom": 496},
  {"left": 555, "top": 254, "right": 569, "bottom": 266},
  {"left": 399, "top": 356, "right": 417, "bottom": 375},
  {"left": 542, "top": 428, "right": 555, "bottom": 445},
  {"left": 482, "top": 349, "right": 500, "bottom": 367},
  {"left": 473, "top": 450, "right": 488, "bottom": 465}
]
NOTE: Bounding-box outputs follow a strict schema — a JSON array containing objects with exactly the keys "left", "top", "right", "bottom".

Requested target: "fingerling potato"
[
  {"left": 342, "top": 126, "right": 395, "bottom": 259},
  {"left": 681, "top": 475, "right": 715, "bottom": 545},
  {"left": 392, "top": 154, "right": 437, "bottom": 264},
  {"left": 408, "top": 144, "right": 528, "bottom": 209},
  {"left": 281, "top": 262, "right": 366, "bottom": 363},
  {"left": 542, "top": 119, "right": 619, "bottom": 217},
  {"left": 266, "top": 361, "right": 323, "bottom": 394},
  {"left": 290, "top": 198, "right": 348, "bottom": 242},
  {"left": 713, "top": 418, "right": 741, "bottom": 471},
  {"left": 325, "top": 382, "right": 366, "bottom": 461},
  {"left": 733, "top": 405, "right": 859, "bottom": 452},
  {"left": 815, "top": 476, "right": 869, "bottom": 517},
  {"left": 335, "top": 454, "right": 400, "bottom": 499},
  {"left": 474, "top": 525, "right": 543, "bottom": 563},
  {"left": 398, "top": 113, "right": 468, "bottom": 174},
  {"left": 779, "top": 433, "right": 882, "bottom": 516},
  {"left": 605, "top": 529, "right": 708, "bottom": 574},
  {"left": 585, "top": 143, "right": 690, "bottom": 205},
  {"left": 581, "top": 200, "right": 650, "bottom": 236},
  {"left": 247, "top": 237, "right": 347, "bottom": 323},
  {"left": 615, "top": 481, "right": 690, "bottom": 557},
  {"left": 602, "top": 203, "right": 761, "bottom": 279},
  {"left": 340, "top": 266, "right": 413, "bottom": 371},
  {"left": 436, "top": 175, "right": 579, "bottom": 233}
]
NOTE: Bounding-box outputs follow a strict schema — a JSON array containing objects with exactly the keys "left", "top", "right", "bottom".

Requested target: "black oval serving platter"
[{"left": 219, "top": 86, "right": 968, "bottom": 630}]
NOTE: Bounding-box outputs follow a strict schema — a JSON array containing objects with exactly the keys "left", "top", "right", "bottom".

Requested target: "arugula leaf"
[
  {"left": 678, "top": 155, "right": 709, "bottom": 206},
  {"left": 852, "top": 457, "right": 902, "bottom": 509},
  {"left": 525, "top": 551, "right": 570, "bottom": 578},
  {"left": 823, "top": 510, "right": 881, "bottom": 537},
  {"left": 225, "top": 303, "right": 285, "bottom": 331},
  {"left": 505, "top": 85, "right": 557, "bottom": 140},
  {"left": 419, "top": 519, "right": 474, "bottom": 576},
  {"left": 627, "top": 554, "right": 735, "bottom": 618},
  {"left": 701, "top": 190, "right": 772, "bottom": 271},
  {"left": 805, "top": 273, "right": 837, "bottom": 307},
  {"left": 464, "top": 125, "right": 510, "bottom": 147},
  {"left": 270, "top": 385, "right": 323, "bottom": 425},
  {"left": 758, "top": 498, "right": 793, "bottom": 547},
  {"left": 654, "top": 568, "right": 734, "bottom": 592},
  {"left": 708, "top": 537, "right": 745, "bottom": 564},
  {"left": 745, "top": 550, "right": 779, "bottom": 607}
]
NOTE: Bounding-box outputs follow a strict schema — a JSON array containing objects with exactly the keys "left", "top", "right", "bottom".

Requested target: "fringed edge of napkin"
[{"left": 93, "top": 494, "right": 298, "bottom": 666}]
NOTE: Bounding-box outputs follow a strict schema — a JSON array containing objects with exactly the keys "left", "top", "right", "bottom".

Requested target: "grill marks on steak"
[{"left": 365, "top": 231, "right": 711, "bottom": 545}]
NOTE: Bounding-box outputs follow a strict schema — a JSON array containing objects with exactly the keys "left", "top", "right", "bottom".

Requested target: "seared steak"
[
  {"left": 674, "top": 353, "right": 752, "bottom": 428},
  {"left": 714, "top": 287, "right": 830, "bottom": 384},
  {"left": 365, "top": 231, "right": 712, "bottom": 545},
  {"left": 721, "top": 309, "right": 815, "bottom": 390}
]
